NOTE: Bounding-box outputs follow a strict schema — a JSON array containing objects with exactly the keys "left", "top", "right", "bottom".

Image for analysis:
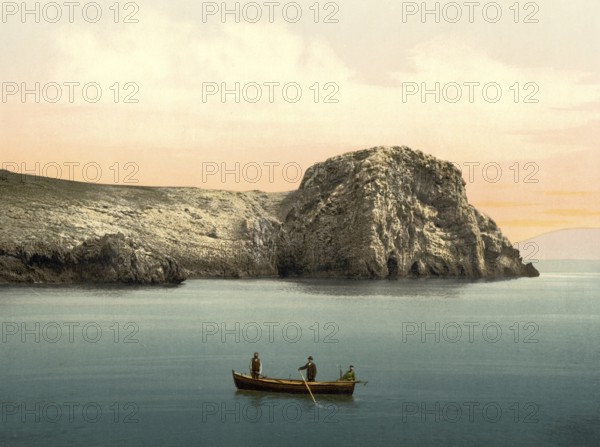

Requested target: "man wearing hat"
[
  {"left": 250, "top": 352, "right": 262, "bottom": 379},
  {"left": 340, "top": 365, "right": 356, "bottom": 381},
  {"left": 298, "top": 356, "right": 317, "bottom": 381}
]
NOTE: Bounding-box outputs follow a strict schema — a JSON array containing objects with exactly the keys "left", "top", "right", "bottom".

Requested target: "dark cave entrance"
[
  {"left": 387, "top": 256, "right": 399, "bottom": 280},
  {"left": 410, "top": 261, "right": 420, "bottom": 277}
]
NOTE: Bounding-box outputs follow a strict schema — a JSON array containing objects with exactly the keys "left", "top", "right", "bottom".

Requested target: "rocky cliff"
[
  {"left": 0, "top": 146, "right": 538, "bottom": 284},
  {"left": 0, "top": 172, "right": 283, "bottom": 284},
  {"left": 277, "top": 147, "right": 538, "bottom": 279}
]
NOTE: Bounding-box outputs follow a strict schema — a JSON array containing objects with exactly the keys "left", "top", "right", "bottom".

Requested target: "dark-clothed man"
[
  {"left": 298, "top": 356, "right": 317, "bottom": 381},
  {"left": 250, "top": 352, "right": 262, "bottom": 379}
]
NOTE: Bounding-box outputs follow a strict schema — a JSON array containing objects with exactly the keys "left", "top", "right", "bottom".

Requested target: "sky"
[{"left": 1, "top": 0, "right": 599, "bottom": 241}]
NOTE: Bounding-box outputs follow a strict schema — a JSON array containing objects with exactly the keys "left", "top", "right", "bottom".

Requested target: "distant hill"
[{"left": 520, "top": 228, "right": 600, "bottom": 260}]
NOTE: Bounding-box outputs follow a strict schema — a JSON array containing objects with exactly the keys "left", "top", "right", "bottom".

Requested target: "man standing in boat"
[
  {"left": 298, "top": 356, "right": 317, "bottom": 381},
  {"left": 250, "top": 352, "right": 262, "bottom": 379}
]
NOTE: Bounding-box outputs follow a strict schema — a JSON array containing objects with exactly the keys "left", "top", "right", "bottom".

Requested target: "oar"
[{"left": 299, "top": 371, "right": 317, "bottom": 404}]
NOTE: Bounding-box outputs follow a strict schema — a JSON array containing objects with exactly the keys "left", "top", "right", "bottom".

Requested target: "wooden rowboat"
[{"left": 232, "top": 370, "right": 356, "bottom": 395}]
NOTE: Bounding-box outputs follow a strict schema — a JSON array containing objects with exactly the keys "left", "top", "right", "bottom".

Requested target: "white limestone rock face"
[
  {"left": 0, "top": 171, "right": 283, "bottom": 284},
  {"left": 0, "top": 234, "right": 185, "bottom": 284},
  {"left": 277, "top": 146, "right": 539, "bottom": 279},
  {"left": 0, "top": 145, "right": 538, "bottom": 284}
]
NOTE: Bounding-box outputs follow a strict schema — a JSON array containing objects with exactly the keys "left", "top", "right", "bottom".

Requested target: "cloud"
[
  {"left": 386, "top": 34, "right": 600, "bottom": 155},
  {"left": 500, "top": 219, "right": 573, "bottom": 228},
  {"left": 475, "top": 201, "right": 534, "bottom": 207},
  {"left": 513, "top": 119, "right": 600, "bottom": 151},
  {"left": 0, "top": 6, "right": 590, "bottom": 162},
  {"left": 542, "top": 191, "right": 595, "bottom": 197},
  {"left": 52, "top": 11, "right": 352, "bottom": 104},
  {"left": 543, "top": 209, "right": 600, "bottom": 217}
]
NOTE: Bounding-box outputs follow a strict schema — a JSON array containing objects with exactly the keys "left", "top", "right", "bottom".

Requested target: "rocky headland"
[{"left": 0, "top": 146, "right": 539, "bottom": 284}]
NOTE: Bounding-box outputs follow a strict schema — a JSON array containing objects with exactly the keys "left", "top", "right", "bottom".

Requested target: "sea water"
[{"left": 1, "top": 261, "right": 599, "bottom": 446}]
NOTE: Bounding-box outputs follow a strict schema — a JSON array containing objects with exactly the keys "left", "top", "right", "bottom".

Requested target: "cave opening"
[
  {"left": 387, "top": 256, "right": 398, "bottom": 280},
  {"left": 409, "top": 261, "right": 420, "bottom": 277}
]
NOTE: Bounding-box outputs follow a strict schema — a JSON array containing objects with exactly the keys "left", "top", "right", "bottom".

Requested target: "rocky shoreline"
[{"left": 0, "top": 146, "right": 539, "bottom": 284}]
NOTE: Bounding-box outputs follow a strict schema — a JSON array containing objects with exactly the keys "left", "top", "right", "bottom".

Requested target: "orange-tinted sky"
[{"left": 1, "top": 0, "right": 599, "bottom": 242}]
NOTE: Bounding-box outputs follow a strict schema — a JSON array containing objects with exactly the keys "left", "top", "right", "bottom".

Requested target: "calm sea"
[{"left": 1, "top": 261, "right": 599, "bottom": 446}]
